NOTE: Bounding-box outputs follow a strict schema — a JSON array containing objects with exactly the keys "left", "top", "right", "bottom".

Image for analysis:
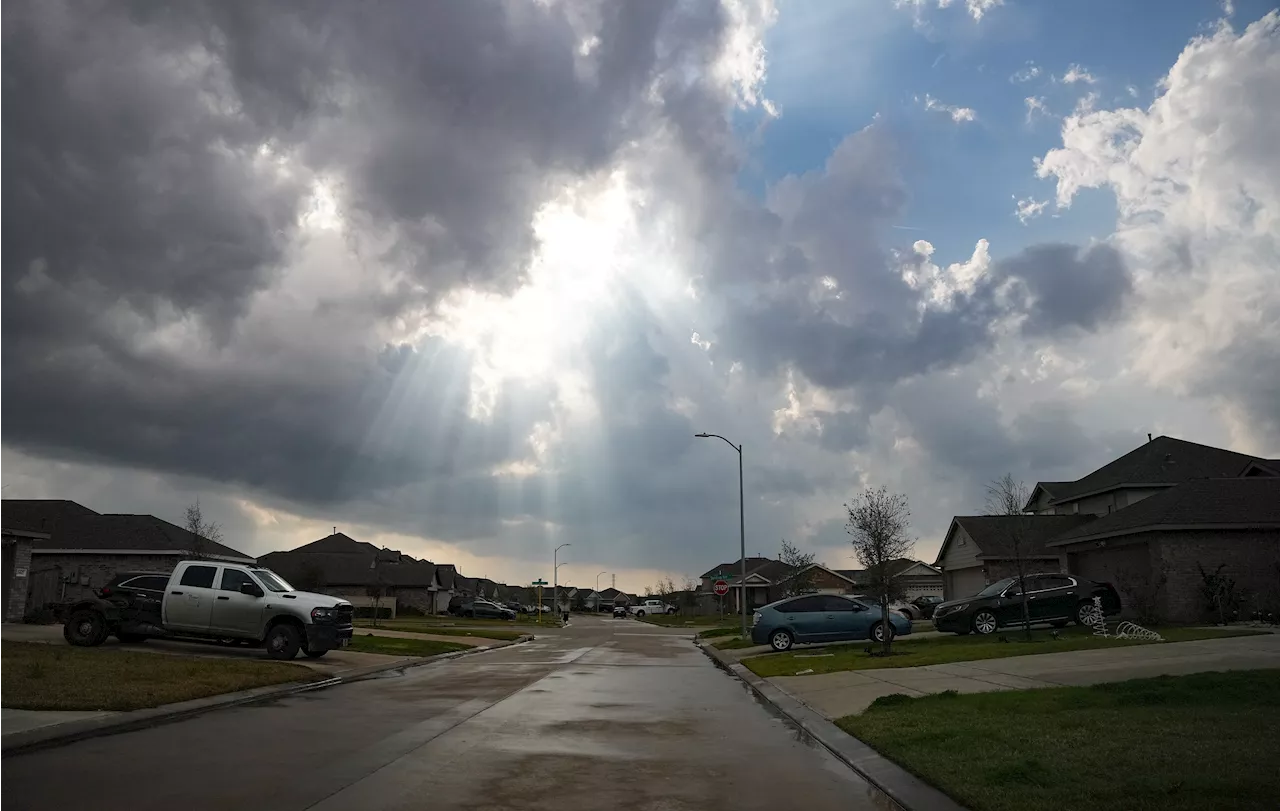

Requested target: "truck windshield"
[{"left": 252, "top": 569, "right": 294, "bottom": 592}]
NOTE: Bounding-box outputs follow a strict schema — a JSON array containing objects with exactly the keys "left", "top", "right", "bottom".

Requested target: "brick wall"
[
  {"left": 1152, "top": 530, "right": 1280, "bottom": 623},
  {"left": 395, "top": 587, "right": 436, "bottom": 614},
  {"left": 26, "top": 553, "right": 179, "bottom": 617},
  {"left": 5, "top": 540, "right": 33, "bottom": 623}
]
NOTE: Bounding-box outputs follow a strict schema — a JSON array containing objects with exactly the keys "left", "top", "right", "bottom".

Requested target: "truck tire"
[
  {"left": 666, "top": 607, "right": 677, "bottom": 614},
  {"left": 635, "top": 609, "right": 646, "bottom": 617},
  {"left": 303, "top": 648, "right": 329, "bottom": 659},
  {"left": 264, "top": 622, "right": 301, "bottom": 660},
  {"left": 64, "top": 609, "right": 109, "bottom": 647}
]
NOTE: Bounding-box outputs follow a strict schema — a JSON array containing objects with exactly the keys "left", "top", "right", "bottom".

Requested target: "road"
[{"left": 3, "top": 614, "right": 893, "bottom": 811}]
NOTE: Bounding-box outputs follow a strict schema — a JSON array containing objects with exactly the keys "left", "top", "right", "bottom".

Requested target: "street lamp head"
[{"left": 694, "top": 433, "right": 710, "bottom": 438}]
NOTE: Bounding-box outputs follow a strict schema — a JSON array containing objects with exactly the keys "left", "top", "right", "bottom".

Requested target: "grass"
[
  {"left": 345, "top": 633, "right": 471, "bottom": 657},
  {"left": 0, "top": 642, "right": 318, "bottom": 712},
  {"left": 743, "top": 626, "right": 1265, "bottom": 678},
  {"left": 697, "top": 627, "right": 739, "bottom": 639},
  {"left": 353, "top": 619, "right": 527, "bottom": 637},
  {"left": 353, "top": 620, "right": 524, "bottom": 641},
  {"left": 837, "top": 669, "right": 1280, "bottom": 811},
  {"left": 710, "top": 636, "right": 756, "bottom": 650}
]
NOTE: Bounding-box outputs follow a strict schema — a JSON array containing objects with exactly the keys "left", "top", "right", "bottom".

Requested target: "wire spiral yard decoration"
[
  {"left": 1084, "top": 596, "right": 1109, "bottom": 637},
  {"left": 1115, "top": 622, "right": 1163, "bottom": 641}
]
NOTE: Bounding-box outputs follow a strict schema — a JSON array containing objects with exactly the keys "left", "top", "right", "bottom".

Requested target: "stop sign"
[{"left": 713, "top": 579, "right": 730, "bottom": 596}]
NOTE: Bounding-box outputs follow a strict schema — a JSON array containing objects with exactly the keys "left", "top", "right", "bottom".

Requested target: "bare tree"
[
  {"left": 779, "top": 538, "right": 817, "bottom": 597},
  {"left": 846, "top": 487, "right": 915, "bottom": 654},
  {"left": 182, "top": 499, "right": 223, "bottom": 559},
  {"left": 983, "top": 473, "right": 1034, "bottom": 640}
]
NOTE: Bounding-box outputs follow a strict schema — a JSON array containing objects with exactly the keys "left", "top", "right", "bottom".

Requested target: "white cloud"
[
  {"left": 1014, "top": 196, "right": 1049, "bottom": 224},
  {"left": 918, "top": 93, "right": 977, "bottom": 123},
  {"left": 1024, "top": 95, "right": 1049, "bottom": 123},
  {"left": 894, "top": 0, "right": 1006, "bottom": 23},
  {"left": 1059, "top": 63, "right": 1098, "bottom": 84},
  {"left": 1035, "top": 11, "right": 1280, "bottom": 448},
  {"left": 1011, "top": 61, "right": 1042, "bottom": 83}
]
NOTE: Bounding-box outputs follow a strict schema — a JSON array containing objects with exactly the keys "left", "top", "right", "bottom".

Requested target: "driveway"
[
  {"left": 769, "top": 631, "right": 1280, "bottom": 718},
  {"left": 3, "top": 614, "right": 892, "bottom": 811}
]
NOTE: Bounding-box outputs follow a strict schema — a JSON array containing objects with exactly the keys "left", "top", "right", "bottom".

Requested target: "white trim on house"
[
  {"left": 32, "top": 548, "right": 256, "bottom": 564},
  {"left": 894, "top": 561, "right": 942, "bottom": 577},
  {"left": 789, "top": 564, "right": 861, "bottom": 584}
]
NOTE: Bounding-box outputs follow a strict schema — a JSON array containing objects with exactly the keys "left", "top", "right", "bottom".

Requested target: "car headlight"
[
  {"left": 311, "top": 607, "right": 334, "bottom": 621},
  {"left": 938, "top": 603, "right": 967, "bottom": 616}
]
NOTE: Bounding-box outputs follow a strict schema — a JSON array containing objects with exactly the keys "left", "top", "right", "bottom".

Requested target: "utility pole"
[
  {"left": 695, "top": 432, "right": 748, "bottom": 639},
  {"left": 554, "top": 543, "right": 571, "bottom": 622}
]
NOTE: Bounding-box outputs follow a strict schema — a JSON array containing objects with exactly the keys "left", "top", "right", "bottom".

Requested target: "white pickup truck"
[
  {"left": 60, "top": 559, "right": 354, "bottom": 660},
  {"left": 629, "top": 599, "right": 677, "bottom": 617}
]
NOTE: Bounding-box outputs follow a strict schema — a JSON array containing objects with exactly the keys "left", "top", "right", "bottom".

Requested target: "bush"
[
  {"left": 353, "top": 605, "right": 395, "bottom": 620},
  {"left": 1198, "top": 563, "right": 1244, "bottom": 624}
]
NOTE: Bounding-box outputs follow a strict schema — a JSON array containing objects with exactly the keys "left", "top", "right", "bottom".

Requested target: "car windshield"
[
  {"left": 252, "top": 569, "right": 294, "bottom": 593},
  {"left": 976, "top": 578, "right": 1016, "bottom": 598}
]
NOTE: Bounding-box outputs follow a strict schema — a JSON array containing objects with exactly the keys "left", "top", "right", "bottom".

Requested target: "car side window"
[
  {"left": 820, "top": 595, "right": 857, "bottom": 611},
  {"left": 178, "top": 565, "right": 217, "bottom": 588},
  {"left": 219, "top": 568, "right": 255, "bottom": 592},
  {"left": 136, "top": 575, "right": 168, "bottom": 591},
  {"left": 1038, "top": 575, "right": 1072, "bottom": 590},
  {"left": 782, "top": 596, "right": 824, "bottom": 613},
  {"left": 1005, "top": 582, "right": 1024, "bottom": 596}
]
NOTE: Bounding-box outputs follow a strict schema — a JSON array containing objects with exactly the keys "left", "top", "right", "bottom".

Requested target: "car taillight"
[{"left": 100, "top": 587, "right": 112, "bottom": 597}]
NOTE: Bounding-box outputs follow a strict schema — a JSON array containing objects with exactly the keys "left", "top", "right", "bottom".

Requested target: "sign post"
[
  {"left": 710, "top": 571, "right": 730, "bottom": 618},
  {"left": 531, "top": 579, "right": 548, "bottom": 624}
]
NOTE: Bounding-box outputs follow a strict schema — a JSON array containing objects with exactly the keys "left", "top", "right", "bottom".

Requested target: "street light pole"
[
  {"left": 554, "top": 543, "right": 571, "bottom": 621},
  {"left": 595, "top": 571, "right": 608, "bottom": 612},
  {"left": 695, "top": 432, "right": 747, "bottom": 639}
]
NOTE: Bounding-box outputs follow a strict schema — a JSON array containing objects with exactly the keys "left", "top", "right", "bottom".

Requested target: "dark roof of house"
[
  {"left": 259, "top": 532, "right": 440, "bottom": 587},
  {"left": 702, "top": 556, "right": 796, "bottom": 584},
  {"left": 952, "top": 515, "right": 1097, "bottom": 558},
  {"left": 1048, "top": 478, "right": 1280, "bottom": 545},
  {"left": 1039, "top": 436, "right": 1271, "bottom": 505},
  {"left": 830, "top": 560, "right": 935, "bottom": 581},
  {"left": 435, "top": 564, "right": 458, "bottom": 590},
  {"left": 35, "top": 513, "right": 255, "bottom": 561},
  {"left": 2, "top": 499, "right": 100, "bottom": 533},
  {"left": 291, "top": 532, "right": 377, "bottom": 554}
]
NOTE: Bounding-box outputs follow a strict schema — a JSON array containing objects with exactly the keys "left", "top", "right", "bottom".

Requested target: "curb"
[
  {"left": 697, "top": 641, "right": 968, "bottom": 811},
  {"left": 2, "top": 634, "right": 533, "bottom": 758}
]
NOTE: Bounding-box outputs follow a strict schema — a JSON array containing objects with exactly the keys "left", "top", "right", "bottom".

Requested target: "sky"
[{"left": 3, "top": 0, "right": 1278, "bottom": 594}]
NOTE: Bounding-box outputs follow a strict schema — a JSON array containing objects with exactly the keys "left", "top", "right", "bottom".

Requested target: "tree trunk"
[{"left": 1015, "top": 555, "right": 1031, "bottom": 642}]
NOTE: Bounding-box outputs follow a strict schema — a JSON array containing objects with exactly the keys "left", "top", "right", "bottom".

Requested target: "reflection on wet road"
[{"left": 3, "top": 616, "right": 895, "bottom": 811}]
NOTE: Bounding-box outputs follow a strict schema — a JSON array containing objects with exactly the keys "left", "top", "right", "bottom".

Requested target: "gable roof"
[
  {"left": 1039, "top": 436, "right": 1273, "bottom": 506},
  {"left": 3, "top": 499, "right": 100, "bottom": 533},
  {"left": 940, "top": 515, "right": 1096, "bottom": 562},
  {"left": 1047, "top": 478, "right": 1280, "bottom": 546},
  {"left": 291, "top": 532, "right": 379, "bottom": 555},
  {"left": 702, "top": 557, "right": 796, "bottom": 584},
  {"left": 830, "top": 559, "right": 938, "bottom": 582},
  {"left": 35, "top": 513, "right": 255, "bottom": 562}
]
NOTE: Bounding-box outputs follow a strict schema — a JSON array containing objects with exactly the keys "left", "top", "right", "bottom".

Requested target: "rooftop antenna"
[{"left": 1147, "top": 433, "right": 1152, "bottom": 442}]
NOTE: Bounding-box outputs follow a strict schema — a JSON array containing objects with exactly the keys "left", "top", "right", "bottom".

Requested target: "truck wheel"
[
  {"left": 265, "top": 623, "right": 301, "bottom": 660},
  {"left": 303, "top": 648, "right": 329, "bottom": 659},
  {"left": 666, "top": 607, "right": 677, "bottom": 614},
  {"left": 115, "top": 632, "right": 148, "bottom": 643},
  {"left": 635, "top": 609, "right": 646, "bottom": 617},
  {"left": 64, "top": 609, "right": 109, "bottom": 647}
]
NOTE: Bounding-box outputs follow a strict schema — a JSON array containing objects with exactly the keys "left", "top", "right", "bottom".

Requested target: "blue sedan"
[{"left": 750, "top": 594, "right": 912, "bottom": 652}]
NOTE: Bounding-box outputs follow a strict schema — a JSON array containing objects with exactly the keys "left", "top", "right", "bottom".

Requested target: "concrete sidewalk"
[
  {"left": 769, "top": 631, "right": 1280, "bottom": 718},
  {"left": 348, "top": 627, "right": 507, "bottom": 646}
]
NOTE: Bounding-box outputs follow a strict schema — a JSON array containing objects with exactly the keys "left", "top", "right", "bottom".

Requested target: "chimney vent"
[{"left": 1147, "top": 433, "right": 1153, "bottom": 442}]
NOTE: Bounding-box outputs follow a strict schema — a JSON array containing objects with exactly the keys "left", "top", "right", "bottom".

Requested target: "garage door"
[{"left": 945, "top": 568, "right": 986, "bottom": 601}]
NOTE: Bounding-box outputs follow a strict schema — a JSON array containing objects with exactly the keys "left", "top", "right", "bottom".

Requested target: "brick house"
[
  {"left": 2, "top": 499, "right": 254, "bottom": 620},
  {"left": 934, "top": 436, "right": 1280, "bottom": 621},
  {"left": 258, "top": 532, "right": 457, "bottom": 616},
  {"left": 833, "top": 559, "right": 944, "bottom": 600}
]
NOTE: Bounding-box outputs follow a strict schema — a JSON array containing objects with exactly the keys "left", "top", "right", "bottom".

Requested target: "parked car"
[
  {"left": 61, "top": 560, "right": 354, "bottom": 659},
  {"left": 460, "top": 599, "right": 517, "bottom": 620},
  {"left": 750, "top": 594, "right": 913, "bottom": 652},
  {"left": 629, "top": 599, "right": 677, "bottom": 617},
  {"left": 850, "top": 594, "right": 918, "bottom": 621},
  {"left": 911, "top": 595, "right": 944, "bottom": 620},
  {"left": 932, "top": 574, "right": 1122, "bottom": 635},
  {"left": 612, "top": 604, "right": 628, "bottom": 618}
]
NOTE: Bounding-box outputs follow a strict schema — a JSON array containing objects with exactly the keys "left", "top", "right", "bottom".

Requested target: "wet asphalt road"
[{"left": 3, "top": 615, "right": 893, "bottom": 811}]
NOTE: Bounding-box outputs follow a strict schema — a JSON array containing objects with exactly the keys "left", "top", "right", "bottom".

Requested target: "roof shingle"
[{"left": 953, "top": 515, "right": 1097, "bottom": 558}]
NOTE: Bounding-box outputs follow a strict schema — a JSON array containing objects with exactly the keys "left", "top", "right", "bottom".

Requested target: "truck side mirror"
[{"left": 240, "top": 582, "right": 264, "bottom": 598}]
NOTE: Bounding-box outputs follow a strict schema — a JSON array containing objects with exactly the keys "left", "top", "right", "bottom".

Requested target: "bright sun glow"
[{"left": 425, "top": 172, "right": 660, "bottom": 419}]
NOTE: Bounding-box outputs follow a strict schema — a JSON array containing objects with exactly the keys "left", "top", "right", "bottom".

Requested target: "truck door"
[
  {"left": 163, "top": 564, "right": 218, "bottom": 631},
  {"left": 211, "top": 567, "right": 266, "bottom": 637}
]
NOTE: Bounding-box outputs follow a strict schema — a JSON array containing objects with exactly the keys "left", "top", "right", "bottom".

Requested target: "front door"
[
  {"left": 777, "top": 595, "right": 826, "bottom": 641},
  {"left": 164, "top": 563, "right": 218, "bottom": 631},
  {"left": 210, "top": 567, "right": 265, "bottom": 636},
  {"left": 819, "top": 595, "right": 871, "bottom": 641},
  {"left": 994, "top": 580, "right": 1030, "bottom": 628}
]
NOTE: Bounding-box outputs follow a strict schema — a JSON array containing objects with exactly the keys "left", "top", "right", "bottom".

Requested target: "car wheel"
[
  {"left": 770, "top": 630, "right": 794, "bottom": 652},
  {"left": 265, "top": 623, "right": 301, "bottom": 660},
  {"left": 667, "top": 608, "right": 677, "bottom": 614},
  {"left": 1075, "top": 601, "right": 1101, "bottom": 626},
  {"left": 636, "top": 609, "right": 646, "bottom": 617},
  {"left": 64, "top": 609, "right": 108, "bottom": 647},
  {"left": 115, "top": 632, "right": 148, "bottom": 643},
  {"left": 303, "top": 648, "right": 328, "bottom": 659},
  {"left": 872, "top": 621, "right": 895, "bottom": 644},
  {"left": 972, "top": 610, "right": 999, "bottom": 635}
]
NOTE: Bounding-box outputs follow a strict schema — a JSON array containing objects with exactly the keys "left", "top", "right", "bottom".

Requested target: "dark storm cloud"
[
  {"left": 1, "top": 0, "right": 741, "bottom": 521},
  {"left": 998, "top": 243, "right": 1133, "bottom": 336}
]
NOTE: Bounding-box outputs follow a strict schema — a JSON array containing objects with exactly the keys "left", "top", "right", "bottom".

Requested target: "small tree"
[
  {"left": 182, "top": 499, "right": 223, "bottom": 559},
  {"left": 846, "top": 487, "right": 915, "bottom": 654},
  {"left": 779, "top": 538, "right": 817, "bottom": 597},
  {"left": 983, "top": 473, "right": 1035, "bottom": 641}
]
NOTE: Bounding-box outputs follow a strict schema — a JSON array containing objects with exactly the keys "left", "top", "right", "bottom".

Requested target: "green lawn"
[
  {"left": 1, "top": 642, "right": 318, "bottom": 712},
  {"left": 743, "top": 626, "right": 1264, "bottom": 677},
  {"left": 353, "top": 620, "right": 524, "bottom": 641},
  {"left": 710, "top": 636, "right": 756, "bottom": 650},
  {"left": 697, "top": 627, "right": 738, "bottom": 639},
  {"left": 345, "top": 633, "right": 470, "bottom": 657},
  {"left": 838, "top": 669, "right": 1280, "bottom": 811}
]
